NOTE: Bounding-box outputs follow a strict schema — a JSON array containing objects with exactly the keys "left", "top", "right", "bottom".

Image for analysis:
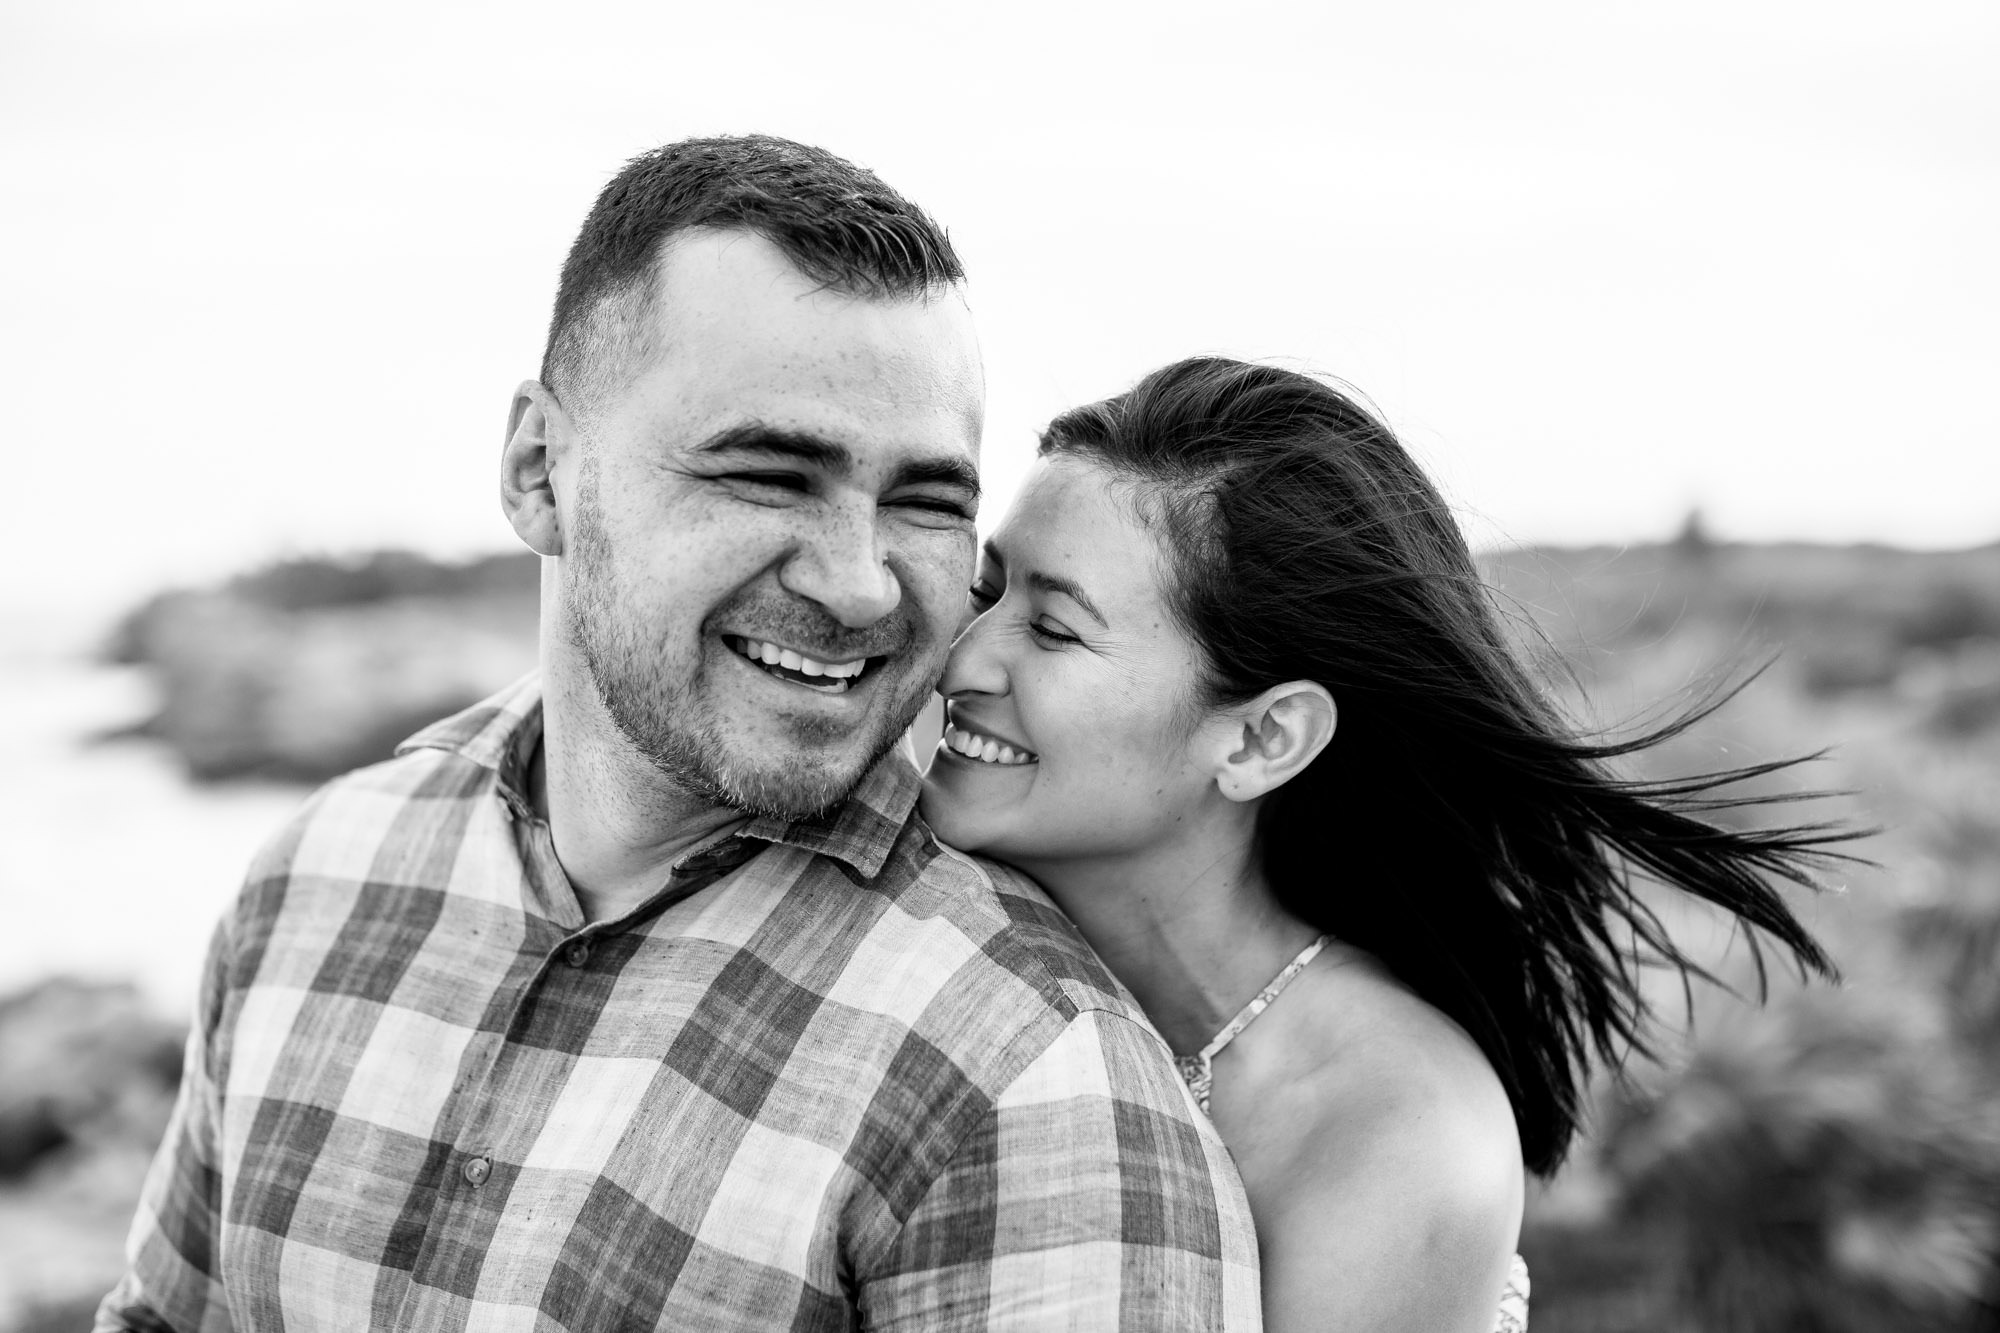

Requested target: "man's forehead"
[
  {"left": 647, "top": 229, "right": 976, "bottom": 352},
  {"left": 654, "top": 341, "right": 981, "bottom": 443},
  {"left": 624, "top": 232, "right": 982, "bottom": 465}
]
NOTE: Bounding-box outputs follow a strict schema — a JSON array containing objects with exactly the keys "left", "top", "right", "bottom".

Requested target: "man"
[{"left": 100, "top": 136, "right": 1260, "bottom": 1330}]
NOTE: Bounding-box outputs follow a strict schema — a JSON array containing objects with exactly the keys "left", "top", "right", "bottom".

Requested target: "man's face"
[{"left": 558, "top": 228, "right": 984, "bottom": 820}]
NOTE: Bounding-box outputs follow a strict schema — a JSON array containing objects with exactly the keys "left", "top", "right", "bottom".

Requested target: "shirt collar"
[
  {"left": 396, "top": 671, "right": 544, "bottom": 775},
  {"left": 397, "top": 672, "right": 920, "bottom": 882},
  {"left": 737, "top": 745, "right": 919, "bottom": 881}
]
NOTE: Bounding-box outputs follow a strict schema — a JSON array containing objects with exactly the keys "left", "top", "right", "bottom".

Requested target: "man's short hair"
[{"left": 541, "top": 134, "right": 966, "bottom": 418}]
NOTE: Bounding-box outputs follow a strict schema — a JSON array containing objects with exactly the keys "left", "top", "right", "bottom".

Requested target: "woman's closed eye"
[{"left": 967, "top": 582, "right": 1080, "bottom": 647}]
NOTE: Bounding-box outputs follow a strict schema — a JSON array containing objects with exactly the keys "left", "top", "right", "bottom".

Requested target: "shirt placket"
[
  {"left": 372, "top": 795, "right": 572, "bottom": 1322},
  {"left": 392, "top": 825, "right": 768, "bottom": 1319}
]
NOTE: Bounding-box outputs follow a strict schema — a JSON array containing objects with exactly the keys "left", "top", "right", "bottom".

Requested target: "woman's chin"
[
  {"left": 917, "top": 792, "right": 966, "bottom": 846},
  {"left": 919, "top": 746, "right": 1035, "bottom": 847},
  {"left": 917, "top": 783, "right": 999, "bottom": 854}
]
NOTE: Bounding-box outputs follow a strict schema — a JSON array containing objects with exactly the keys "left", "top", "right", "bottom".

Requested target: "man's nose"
[{"left": 779, "top": 508, "right": 901, "bottom": 629}]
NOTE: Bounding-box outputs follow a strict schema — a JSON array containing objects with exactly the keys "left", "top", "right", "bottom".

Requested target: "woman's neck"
[{"left": 1013, "top": 830, "right": 1322, "bottom": 1056}]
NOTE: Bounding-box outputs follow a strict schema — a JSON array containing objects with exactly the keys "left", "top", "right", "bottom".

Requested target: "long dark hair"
[{"left": 1041, "top": 356, "right": 1848, "bottom": 1175}]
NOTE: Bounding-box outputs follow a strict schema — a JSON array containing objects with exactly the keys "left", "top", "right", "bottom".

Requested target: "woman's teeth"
[
  {"left": 729, "top": 637, "right": 868, "bottom": 691},
  {"left": 943, "top": 723, "right": 1037, "bottom": 766}
]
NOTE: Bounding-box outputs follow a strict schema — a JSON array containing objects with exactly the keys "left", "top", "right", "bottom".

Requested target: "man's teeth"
[
  {"left": 943, "top": 723, "right": 1037, "bottom": 766},
  {"left": 732, "top": 638, "right": 867, "bottom": 680}
]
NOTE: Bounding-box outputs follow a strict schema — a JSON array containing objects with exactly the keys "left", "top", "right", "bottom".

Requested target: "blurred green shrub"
[
  {"left": 1498, "top": 538, "right": 2000, "bottom": 1332},
  {"left": 1528, "top": 986, "right": 1999, "bottom": 1331}
]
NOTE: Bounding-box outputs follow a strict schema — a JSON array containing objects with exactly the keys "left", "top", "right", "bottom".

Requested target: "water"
[{"left": 0, "top": 648, "right": 308, "bottom": 1017}]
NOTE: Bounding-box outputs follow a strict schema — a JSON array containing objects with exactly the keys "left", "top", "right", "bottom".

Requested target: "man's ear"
[
  {"left": 1210, "top": 682, "right": 1336, "bottom": 804},
  {"left": 501, "top": 380, "right": 575, "bottom": 558}
]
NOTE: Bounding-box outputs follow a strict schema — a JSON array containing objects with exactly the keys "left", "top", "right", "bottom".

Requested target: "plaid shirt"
[{"left": 100, "top": 676, "right": 1262, "bottom": 1331}]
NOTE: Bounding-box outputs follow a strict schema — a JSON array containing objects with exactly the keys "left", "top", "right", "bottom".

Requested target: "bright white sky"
[{"left": 4, "top": 0, "right": 1995, "bottom": 624}]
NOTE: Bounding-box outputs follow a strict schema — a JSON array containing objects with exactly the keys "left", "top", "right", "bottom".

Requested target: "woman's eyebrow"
[
  {"left": 1032, "top": 564, "right": 1112, "bottom": 620},
  {"left": 1027, "top": 572, "right": 1107, "bottom": 627},
  {"left": 979, "top": 540, "right": 1106, "bottom": 627}
]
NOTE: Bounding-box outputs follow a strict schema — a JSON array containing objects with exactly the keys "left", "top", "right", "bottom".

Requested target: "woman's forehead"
[{"left": 989, "top": 457, "right": 1172, "bottom": 611}]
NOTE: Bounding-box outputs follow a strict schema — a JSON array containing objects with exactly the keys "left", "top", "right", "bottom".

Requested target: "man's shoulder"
[
  {"left": 272, "top": 740, "right": 492, "bottom": 846},
  {"left": 813, "top": 835, "right": 1235, "bottom": 1206},
  {"left": 827, "top": 831, "right": 1183, "bottom": 1117},
  {"left": 253, "top": 678, "right": 532, "bottom": 873},
  {"left": 883, "top": 833, "right": 1154, "bottom": 1030},
  {"left": 230, "top": 738, "right": 499, "bottom": 925}
]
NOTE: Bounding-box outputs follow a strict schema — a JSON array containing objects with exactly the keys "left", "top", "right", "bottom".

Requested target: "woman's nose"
[{"left": 939, "top": 604, "right": 1008, "bottom": 698}]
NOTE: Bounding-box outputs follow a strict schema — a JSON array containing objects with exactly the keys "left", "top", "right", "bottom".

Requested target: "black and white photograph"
[{"left": 3, "top": 2, "right": 1996, "bottom": 1330}]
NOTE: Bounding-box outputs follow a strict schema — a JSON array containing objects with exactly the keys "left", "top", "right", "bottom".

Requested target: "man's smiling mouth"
[{"left": 725, "top": 635, "right": 877, "bottom": 694}]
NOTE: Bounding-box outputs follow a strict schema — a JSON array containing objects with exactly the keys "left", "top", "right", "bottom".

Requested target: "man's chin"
[
  {"left": 701, "top": 729, "right": 905, "bottom": 823},
  {"left": 603, "top": 669, "right": 928, "bottom": 821},
  {"left": 704, "top": 752, "right": 870, "bottom": 821}
]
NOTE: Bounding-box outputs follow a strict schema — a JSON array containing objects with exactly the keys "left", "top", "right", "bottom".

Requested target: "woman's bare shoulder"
[
  {"left": 1212, "top": 945, "right": 1525, "bottom": 1333},
  {"left": 1218, "top": 942, "right": 1522, "bottom": 1172}
]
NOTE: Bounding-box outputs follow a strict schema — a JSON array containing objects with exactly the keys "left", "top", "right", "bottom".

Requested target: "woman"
[{"left": 920, "top": 357, "right": 1843, "bottom": 1332}]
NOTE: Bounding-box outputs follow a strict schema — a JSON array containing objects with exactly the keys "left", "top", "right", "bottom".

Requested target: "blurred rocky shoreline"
[
  {"left": 0, "top": 981, "right": 183, "bottom": 1332},
  {"left": 98, "top": 535, "right": 2000, "bottom": 785},
  {"left": 102, "top": 551, "right": 540, "bottom": 782}
]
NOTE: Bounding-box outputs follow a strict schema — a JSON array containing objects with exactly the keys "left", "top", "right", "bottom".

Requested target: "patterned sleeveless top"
[{"left": 1174, "top": 936, "right": 1531, "bottom": 1333}]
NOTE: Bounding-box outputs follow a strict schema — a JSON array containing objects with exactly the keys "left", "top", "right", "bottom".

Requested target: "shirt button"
[
  {"left": 461, "top": 1155, "right": 491, "bottom": 1187},
  {"left": 564, "top": 941, "right": 590, "bottom": 968}
]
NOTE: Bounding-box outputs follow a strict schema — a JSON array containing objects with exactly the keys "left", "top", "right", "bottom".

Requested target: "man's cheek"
[{"left": 906, "top": 539, "right": 979, "bottom": 637}]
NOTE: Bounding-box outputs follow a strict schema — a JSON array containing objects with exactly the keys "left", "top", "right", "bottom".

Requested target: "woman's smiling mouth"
[{"left": 941, "top": 721, "right": 1038, "bottom": 766}]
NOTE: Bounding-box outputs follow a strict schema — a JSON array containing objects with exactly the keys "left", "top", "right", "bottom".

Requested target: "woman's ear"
[
  {"left": 1210, "top": 682, "right": 1336, "bottom": 804},
  {"left": 501, "top": 380, "right": 575, "bottom": 558}
]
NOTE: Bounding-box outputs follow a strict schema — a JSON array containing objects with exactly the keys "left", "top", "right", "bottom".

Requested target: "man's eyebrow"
[
  {"left": 983, "top": 540, "right": 1107, "bottom": 627},
  {"left": 691, "top": 425, "right": 853, "bottom": 473},
  {"left": 693, "top": 423, "right": 979, "bottom": 502},
  {"left": 892, "top": 456, "right": 981, "bottom": 501}
]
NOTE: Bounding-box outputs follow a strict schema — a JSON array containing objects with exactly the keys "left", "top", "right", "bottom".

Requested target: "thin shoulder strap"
[
  {"left": 1197, "top": 935, "right": 1330, "bottom": 1064},
  {"left": 1174, "top": 935, "right": 1330, "bottom": 1116}
]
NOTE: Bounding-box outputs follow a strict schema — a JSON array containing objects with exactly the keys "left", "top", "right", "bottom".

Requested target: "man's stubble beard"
[{"left": 563, "top": 473, "right": 936, "bottom": 822}]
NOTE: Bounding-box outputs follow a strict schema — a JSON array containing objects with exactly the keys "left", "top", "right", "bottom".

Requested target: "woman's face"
[{"left": 920, "top": 454, "right": 1226, "bottom": 870}]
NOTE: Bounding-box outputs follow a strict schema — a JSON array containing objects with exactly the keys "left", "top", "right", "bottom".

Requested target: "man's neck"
[{"left": 534, "top": 672, "right": 749, "bottom": 925}]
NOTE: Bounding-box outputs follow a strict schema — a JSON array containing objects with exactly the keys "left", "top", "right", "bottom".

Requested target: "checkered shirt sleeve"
[
  {"left": 97, "top": 913, "right": 237, "bottom": 1333},
  {"left": 95, "top": 678, "right": 1263, "bottom": 1331}
]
